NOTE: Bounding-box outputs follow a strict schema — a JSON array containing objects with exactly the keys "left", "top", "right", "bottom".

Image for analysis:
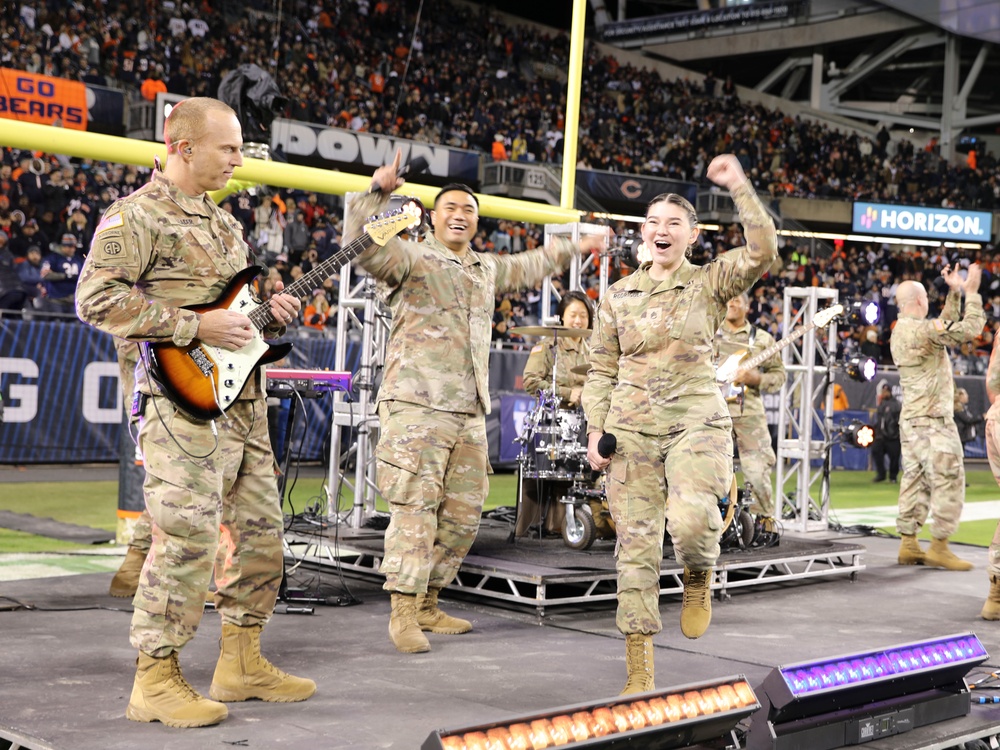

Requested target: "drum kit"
[
  {"left": 507, "top": 325, "right": 778, "bottom": 552},
  {"left": 509, "top": 325, "right": 611, "bottom": 550}
]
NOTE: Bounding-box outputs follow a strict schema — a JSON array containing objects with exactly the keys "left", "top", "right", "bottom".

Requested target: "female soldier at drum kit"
[
  {"left": 582, "top": 154, "right": 778, "bottom": 695},
  {"left": 513, "top": 291, "right": 613, "bottom": 546}
]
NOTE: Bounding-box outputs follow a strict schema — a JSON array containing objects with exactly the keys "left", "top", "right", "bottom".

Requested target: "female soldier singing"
[{"left": 582, "top": 154, "right": 777, "bottom": 695}]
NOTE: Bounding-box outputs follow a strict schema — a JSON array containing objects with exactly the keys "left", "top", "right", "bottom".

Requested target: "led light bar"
[
  {"left": 423, "top": 676, "right": 759, "bottom": 750},
  {"left": 780, "top": 633, "right": 986, "bottom": 701},
  {"left": 746, "top": 633, "right": 989, "bottom": 750}
]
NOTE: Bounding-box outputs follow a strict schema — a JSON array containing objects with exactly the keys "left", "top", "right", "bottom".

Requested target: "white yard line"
[{"left": 832, "top": 500, "right": 1000, "bottom": 527}]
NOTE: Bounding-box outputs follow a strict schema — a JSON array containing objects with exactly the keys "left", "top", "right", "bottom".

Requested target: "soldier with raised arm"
[
  {"left": 346, "top": 150, "right": 606, "bottom": 654},
  {"left": 891, "top": 263, "right": 984, "bottom": 571},
  {"left": 582, "top": 154, "right": 777, "bottom": 695}
]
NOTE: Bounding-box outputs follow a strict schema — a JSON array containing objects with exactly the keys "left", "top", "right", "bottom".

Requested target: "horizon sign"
[{"left": 852, "top": 201, "right": 993, "bottom": 243}]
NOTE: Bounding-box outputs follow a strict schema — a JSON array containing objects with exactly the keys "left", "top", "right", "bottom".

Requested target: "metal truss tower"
[
  {"left": 774, "top": 286, "right": 840, "bottom": 533},
  {"left": 541, "top": 222, "right": 612, "bottom": 319},
  {"left": 327, "top": 197, "right": 392, "bottom": 528}
]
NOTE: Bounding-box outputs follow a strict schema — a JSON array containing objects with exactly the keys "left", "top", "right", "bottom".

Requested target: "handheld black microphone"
[
  {"left": 368, "top": 156, "right": 429, "bottom": 194},
  {"left": 597, "top": 432, "right": 617, "bottom": 459}
]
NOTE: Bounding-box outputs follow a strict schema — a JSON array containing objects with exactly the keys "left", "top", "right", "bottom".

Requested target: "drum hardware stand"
[{"left": 509, "top": 387, "right": 559, "bottom": 546}]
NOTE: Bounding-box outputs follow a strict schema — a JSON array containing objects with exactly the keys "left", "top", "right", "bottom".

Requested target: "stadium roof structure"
[{"left": 475, "top": 0, "right": 1000, "bottom": 156}]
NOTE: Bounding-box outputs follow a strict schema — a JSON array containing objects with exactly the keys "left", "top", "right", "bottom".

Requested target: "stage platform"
[
  {"left": 285, "top": 519, "right": 867, "bottom": 617},
  {"left": 2, "top": 532, "right": 1000, "bottom": 750}
]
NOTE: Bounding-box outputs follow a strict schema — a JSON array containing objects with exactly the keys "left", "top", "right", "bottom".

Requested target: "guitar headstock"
[
  {"left": 365, "top": 197, "right": 425, "bottom": 246},
  {"left": 815, "top": 303, "right": 845, "bottom": 329}
]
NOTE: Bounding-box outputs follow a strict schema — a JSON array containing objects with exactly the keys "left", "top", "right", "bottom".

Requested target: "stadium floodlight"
[
  {"left": 745, "top": 633, "right": 988, "bottom": 750},
  {"left": 423, "top": 675, "right": 760, "bottom": 750}
]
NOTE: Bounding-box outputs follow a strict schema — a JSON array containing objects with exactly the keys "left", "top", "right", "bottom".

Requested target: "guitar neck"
[
  {"left": 247, "top": 233, "right": 375, "bottom": 332},
  {"left": 741, "top": 322, "right": 816, "bottom": 371}
]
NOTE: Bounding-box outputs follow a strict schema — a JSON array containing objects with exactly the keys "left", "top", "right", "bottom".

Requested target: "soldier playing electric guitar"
[{"left": 713, "top": 292, "right": 786, "bottom": 521}]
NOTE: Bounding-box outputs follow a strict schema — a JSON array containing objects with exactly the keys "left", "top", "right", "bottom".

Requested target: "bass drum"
[{"left": 525, "top": 406, "right": 587, "bottom": 481}]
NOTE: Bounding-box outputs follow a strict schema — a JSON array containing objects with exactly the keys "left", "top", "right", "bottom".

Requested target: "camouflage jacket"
[
  {"left": 522, "top": 335, "right": 590, "bottom": 405},
  {"left": 582, "top": 181, "right": 777, "bottom": 436},
  {"left": 712, "top": 321, "right": 785, "bottom": 418},
  {"left": 987, "top": 337, "right": 1000, "bottom": 422},
  {"left": 890, "top": 289, "right": 984, "bottom": 420},
  {"left": 76, "top": 170, "right": 281, "bottom": 399},
  {"left": 346, "top": 191, "right": 576, "bottom": 415}
]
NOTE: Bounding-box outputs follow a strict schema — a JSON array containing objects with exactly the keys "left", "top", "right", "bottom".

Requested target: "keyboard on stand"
[{"left": 265, "top": 368, "right": 353, "bottom": 398}]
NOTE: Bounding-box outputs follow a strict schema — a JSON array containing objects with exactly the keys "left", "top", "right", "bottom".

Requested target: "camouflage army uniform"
[
  {"left": 890, "top": 288, "right": 984, "bottom": 540},
  {"left": 516, "top": 336, "right": 590, "bottom": 536},
  {"left": 985, "top": 347, "right": 1000, "bottom": 576},
  {"left": 346, "top": 191, "right": 576, "bottom": 595},
  {"left": 712, "top": 322, "right": 785, "bottom": 515},
  {"left": 582, "top": 181, "right": 776, "bottom": 636},
  {"left": 522, "top": 336, "right": 589, "bottom": 405},
  {"left": 76, "top": 171, "right": 286, "bottom": 657}
]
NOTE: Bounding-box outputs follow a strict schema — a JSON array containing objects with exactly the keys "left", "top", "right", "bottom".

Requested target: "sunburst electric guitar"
[
  {"left": 145, "top": 197, "right": 424, "bottom": 420},
  {"left": 715, "top": 304, "right": 843, "bottom": 409}
]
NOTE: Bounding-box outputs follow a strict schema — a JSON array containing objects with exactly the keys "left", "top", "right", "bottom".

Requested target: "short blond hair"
[{"left": 164, "top": 97, "right": 237, "bottom": 153}]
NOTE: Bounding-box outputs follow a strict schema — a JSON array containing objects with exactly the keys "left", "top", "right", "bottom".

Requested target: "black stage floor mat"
[{"left": 0, "top": 510, "right": 115, "bottom": 544}]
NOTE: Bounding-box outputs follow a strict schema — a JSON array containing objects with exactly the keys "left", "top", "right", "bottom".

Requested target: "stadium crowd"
[{"left": 1, "top": 0, "right": 998, "bottom": 373}]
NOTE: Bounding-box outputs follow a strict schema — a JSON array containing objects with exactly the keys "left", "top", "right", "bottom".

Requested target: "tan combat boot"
[
  {"left": 680, "top": 568, "right": 712, "bottom": 639},
  {"left": 417, "top": 588, "right": 472, "bottom": 634},
  {"left": 620, "top": 634, "right": 655, "bottom": 695},
  {"left": 109, "top": 546, "right": 147, "bottom": 598},
  {"left": 897, "top": 534, "right": 925, "bottom": 566},
  {"left": 126, "top": 651, "right": 228, "bottom": 727},
  {"left": 981, "top": 575, "right": 1000, "bottom": 620},
  {"left": 209, "top": 623, "right": 316, "bottom": 703},
  {"left": 389, "top": 593, "right": 431, "bottom": 653},
  {"left": 924, "top": 538, "right": 973, "bottom": 571}
]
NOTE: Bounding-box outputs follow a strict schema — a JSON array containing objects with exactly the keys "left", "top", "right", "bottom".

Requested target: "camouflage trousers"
[
  {"left": 606, "top": 424, "right": 732, "bottom": 635},
  {"left": 732, "top": 414, "right": 775, "bottom": 516},
  {"left": 984, "top": 418, "right": 1000, "bottom": 577},
  {"left": 129, "top": 510, "right": 153, "bottom": 552},
  {"left": 132, "top": 396, "right": 283, "bottom": 657},
  {"left": 897, "top": 416, "right": 965, "bottom": 539},
  {"left": 375, "top": 400, "right": 489, "bottom": 594}
]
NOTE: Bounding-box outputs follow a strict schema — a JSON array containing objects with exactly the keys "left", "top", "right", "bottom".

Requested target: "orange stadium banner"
[{"left": 0, "top": 68, "right": 88, "bottom": 130}]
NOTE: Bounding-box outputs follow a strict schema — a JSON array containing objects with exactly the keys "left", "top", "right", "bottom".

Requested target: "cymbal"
[
  {"left": 570, "top": 364, "right": 591, "bottom": 375},
  {"left": 508, "top": 325, "right": 589, "bottom": 338}
]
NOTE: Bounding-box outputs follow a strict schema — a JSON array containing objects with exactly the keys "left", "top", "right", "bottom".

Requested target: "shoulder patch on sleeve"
[
  {"left": 91, "top": 208, "right": 139, "bottom": 269},
  {"left": 933, "top": 319, "right": 945, "bottom": 331},
  {"left": 95, "top": 212, "right": 123, "bottom": 234},
  {"left": 531, "top": 344, "right": 543, "bottom": 354}
]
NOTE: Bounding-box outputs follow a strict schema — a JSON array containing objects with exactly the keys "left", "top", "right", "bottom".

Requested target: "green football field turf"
[{"left": 2, "top": 467, "right": 998, "bottom": 554}]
